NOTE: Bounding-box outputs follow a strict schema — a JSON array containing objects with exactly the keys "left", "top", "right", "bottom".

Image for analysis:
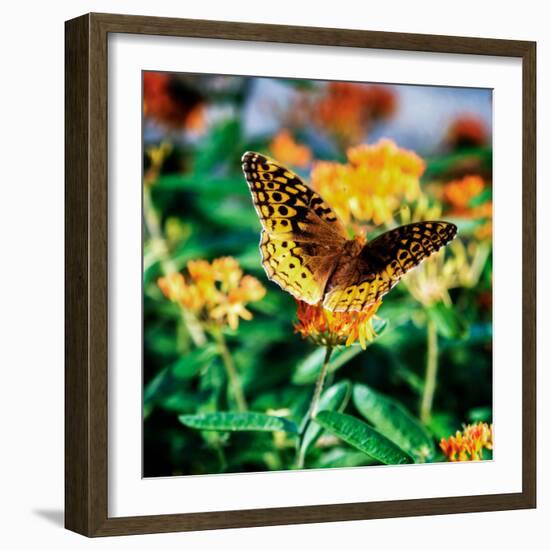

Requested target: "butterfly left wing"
[
  {"left": 241, "top": 151, "right": 348, "bottom": 240},
  {"left": 242, "top": 151, "right": 347, "bottom": 304},
  {"left": 323, "top": 221, "right": 458, "bottom": 312}
]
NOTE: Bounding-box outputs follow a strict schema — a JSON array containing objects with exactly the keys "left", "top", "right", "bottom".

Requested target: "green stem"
[
  {"left": 143, "top": 185, "right": 206, "bottom": 346},
  {"left": 296, "top": 345, "right": 333, "bottom": 469},
  {"left": 310, "top": 346, "right": 333, "bottom": 419},
  {"left": 211, "top": 328, "right": 247, "bottom": 412},
  {"left": 143, "top": 185, "right": 175, "bottom": 272},
  {"left": 214, "top": 443, "right": 227, "bottom": 473},
  {"left": 420, "top": 317, "right": 438, "bottom": 424}
]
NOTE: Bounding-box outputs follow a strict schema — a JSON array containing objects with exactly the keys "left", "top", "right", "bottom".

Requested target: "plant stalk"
[
  {"left": 211, "top": 328, "right": 247, "bottom": 412},
  {"left": 420, "top": 316, "right": 438, "bottom": 424},
  {"left": 143, "top": 185, "right": 206, "bottom": 346},
  {"left": 295, "top": 345, "right": 333, "bottom": 469},
  {"left": 310, "top": 346, "right": 333, "bottom": 419}
]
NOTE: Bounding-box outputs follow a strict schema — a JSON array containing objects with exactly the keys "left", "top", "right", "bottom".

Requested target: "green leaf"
[
  {"left": 144, "top": 367, "right": 172, "bottom": 408},
  {"left": 423, "top": 147, "right": 492, "bottom": 180},
  {"left": 426, "top": 301, "right": 469, "bottom": 339},
  {"left": 393, "top": 367, "right": 425, "bottom": 395},
  {"left": 353, "top": 384, "right": 435, "bottom": 462},
  {"left": 195, "top": 194, "right": 259, "bottom": 229},
  {"left": 468, "top": 406, "right": 492, "bottom": 423},
  {"left": 299, "top": 381, "right": 351, "bottom": 461},
  {"left": 468, "top": 187, "right": 492, "bottom": 208},
  {"left": 427, "top": 412, "right": 458, "bottom": 441},
  {"left": 194, "top": 119, "right": 242, "bottom": 173},
  {"left": 155, "top": 174, "right": 249, "bottom": 197},
  {"left": 314, "top": 411, "right": 413, "bottom": 465},
  {"left": 171, "top": 344, "right": 219, "bottom": 379},
  {"left": 312, "top": 448, "right": 377, "bottom": 469},
  {"left": 179, "top": 412, "right": 299, "bottom": 434},
  {"left": 143, "top": 344, "right": 220, "bottom": 416}
]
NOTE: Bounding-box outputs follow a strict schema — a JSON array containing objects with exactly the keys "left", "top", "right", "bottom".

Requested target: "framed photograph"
[{"left": 65, "top": 12, "right": 536, "bottom": 537}]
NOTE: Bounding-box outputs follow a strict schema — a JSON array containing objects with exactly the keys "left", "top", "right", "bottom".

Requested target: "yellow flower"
[
  {"left": 210, "top": 291, "right": 254, "bottom": 330},
  {"left": 157, "top": 257, "right": 265, "bottom": 330},
  {"left": 398, "top": 196, "right": 490, "bottom": 307},
  {"left": 210, "top": 275, "right": 267, "bottom": 330},
  {"left": 269, "top": 129, "right": 312, "bottom": 168},
  {"left": 294, "top": 299, "right": 382, "bottom": 350},
  {"left": 405, "top": 237, "right": 491, "bottom": 307},
  {"left": 440, "top": 422, "right": 493, "bottom": 461},
  {"left": 310, "top": 139, "right": 424, "bottom": 228}
]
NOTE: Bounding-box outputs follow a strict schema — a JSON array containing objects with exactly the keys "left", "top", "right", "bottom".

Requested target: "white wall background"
[{"left": 0, "top": 1, "right": 545, "bottom": 548}]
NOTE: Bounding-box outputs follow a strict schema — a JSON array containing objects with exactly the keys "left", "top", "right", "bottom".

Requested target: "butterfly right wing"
[
  {"left": 242, "top": 151, "right": 347, "bottom": 304},
  {"left": 323, "top": 221, "right": 457, "bottom": 312}
]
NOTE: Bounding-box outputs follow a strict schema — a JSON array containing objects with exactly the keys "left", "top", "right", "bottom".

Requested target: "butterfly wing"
[
  {"left": 242, "top": 151, "right": 347, "bottom": 304},
  {"left": 323, "top": 221, "right": 458, "bottom": 312}
]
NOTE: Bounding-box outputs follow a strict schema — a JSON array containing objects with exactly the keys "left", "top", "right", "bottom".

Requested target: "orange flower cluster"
[
  {"left": 143, "top": 72, "right": 205, "bottom": 131},
  {"left": 157, "top": 257, "right": 266, "bottom": 330},
  {"left": 443, "top": 175, "right": 484, "bottom": 213},
  {"left": 446, "top": 114, "right": 489, "bottom": 149},
  {"left": 269, "top": 129, "right": 312, "bottom": 168},
  {"left": 443, "top": 174, "right": 492, "bottom": 239},
  {"left": 294, "top": 299, "right": 382, "bottom": 350},
  {"left": 310, "top": 139, "right": 425, "bottom": 227},
  {"left": 440, "top": 422, "right": 493, "bottom": 461},
  {"left": 313, "top": 82, "right": 396, "bottom": 144}
]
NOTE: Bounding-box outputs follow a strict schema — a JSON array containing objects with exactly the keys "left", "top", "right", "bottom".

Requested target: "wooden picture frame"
[{"left": 65, "top": 12, "right": 536, "bottom": 537}]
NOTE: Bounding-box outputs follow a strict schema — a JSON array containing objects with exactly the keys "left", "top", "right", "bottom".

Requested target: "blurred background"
[{"left": 143, "top": 72, "right": 493, "bottom": 477}]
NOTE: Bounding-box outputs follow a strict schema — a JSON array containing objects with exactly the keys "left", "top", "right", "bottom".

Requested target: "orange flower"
[
  {"left": 187, "top": 259, "right": 215, "bottom": 282},
  {"left": 443, "top": 175, "right": 492, "bottom": 240},
  {"left": 313, "top": 82, "right": 396, "bottom": 144},
  {"left": 210, "top": 275, "right": 267, "bottom": 330},
  {"left": 269, "top": 130, "right": 312, "bottom": 168},
  {"left": 157, "top": 272, "right": 204, "bottom": 312},
  {"left": 310, "top": 139, "right": 424, "bottom": 227},
  {"left": 211, "top": 257, "right": 242, "bottom": 292},
  {"left": 446, "top": 114, "right": 489, "bottom": 149},
  {"left": 294, "top": 299, "right": 382, "bottom": 350},
  {"left": 143, "top": 71, "right": 205, "bottom": 131},
  {"left": 474, "top": 218, "right": 492, "bottom": 240},
  {"left": 440, "top": 422, "right": 493, "bottom": 461},
  {"left": 443, "top": 175, "right": 485, "bottom": 213},
  {"left": 157, "top": 257, "right": 266, "bottom": 330},
  {"left": 238, "top": 275, "right": 267, "bottom": 302}
]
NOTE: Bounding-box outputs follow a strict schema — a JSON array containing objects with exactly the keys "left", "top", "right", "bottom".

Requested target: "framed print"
[{"left": 65, "top": 12, "right": 536, "bottom": 537}]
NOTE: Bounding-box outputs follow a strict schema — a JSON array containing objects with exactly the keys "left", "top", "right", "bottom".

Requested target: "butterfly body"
[{"left": 242, "top": 151, "right": 457, "bottom": 312}]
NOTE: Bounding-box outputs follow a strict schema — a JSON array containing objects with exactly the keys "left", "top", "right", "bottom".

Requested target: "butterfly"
[{"left": 241, "top": 151, "right": 457, "bottom": 312}]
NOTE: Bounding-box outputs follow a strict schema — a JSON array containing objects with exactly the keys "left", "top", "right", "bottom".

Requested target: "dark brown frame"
[{"left": 65, "top": 12, "right": 537, "bottom": 537}]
